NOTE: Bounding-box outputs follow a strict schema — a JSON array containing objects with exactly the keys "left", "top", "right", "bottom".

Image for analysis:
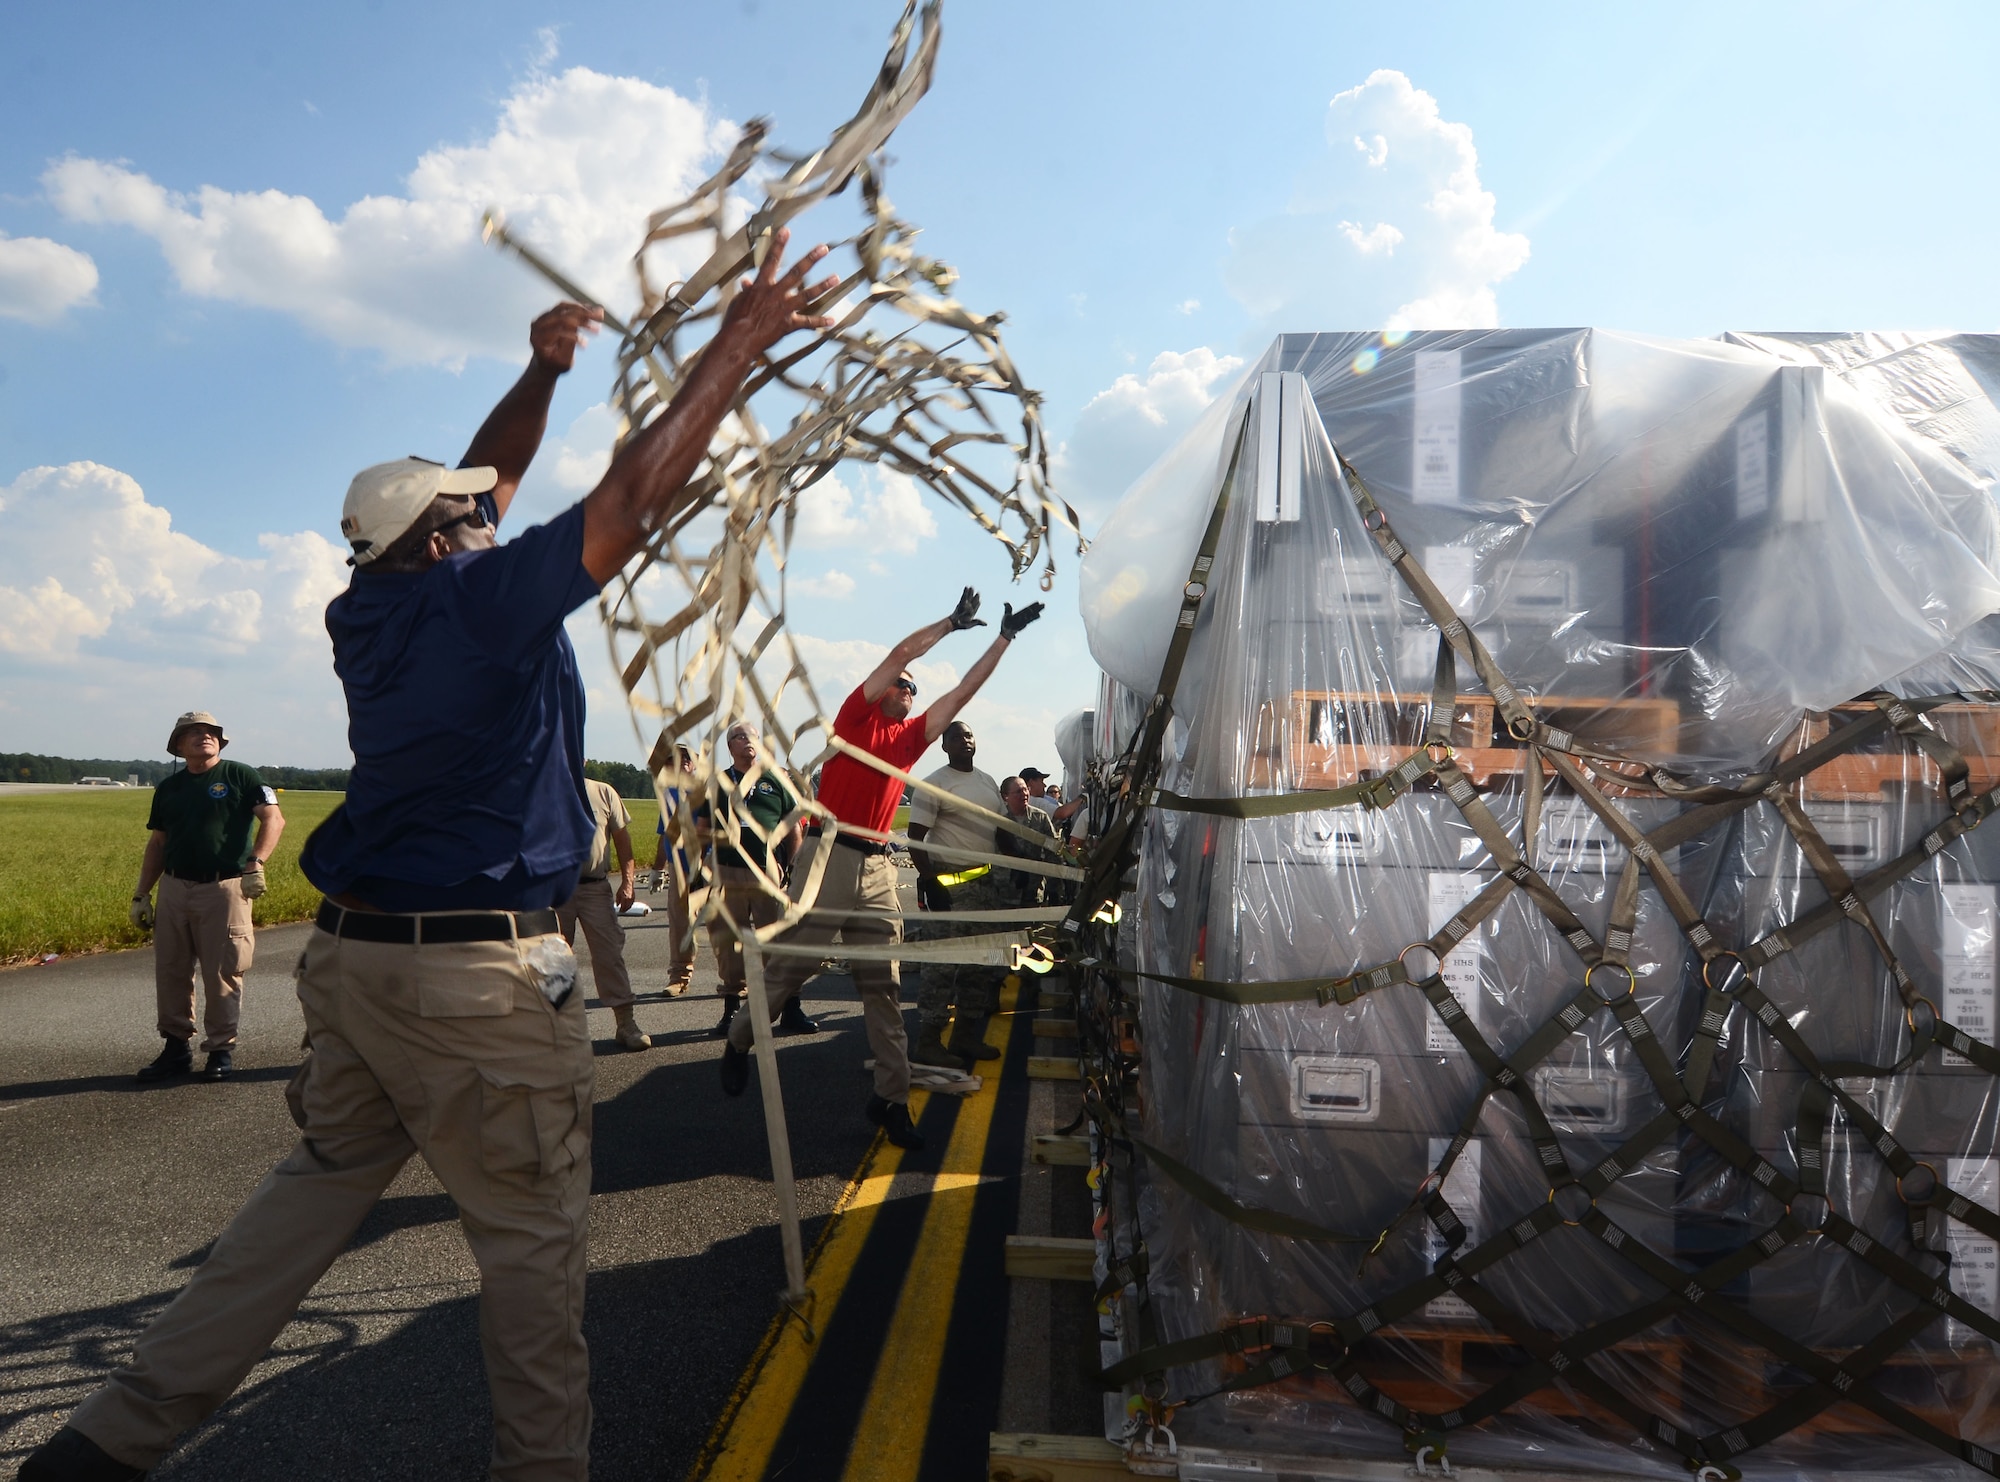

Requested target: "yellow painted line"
[
  {"left": 688, "top": 1088, "right": 926, "bottom": 1482},
  {"left": 839, "top": 984, "right": 1019, "bottom": 1482}
]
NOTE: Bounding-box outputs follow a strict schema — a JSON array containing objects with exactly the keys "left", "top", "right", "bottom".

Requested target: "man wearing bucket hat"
[
  {"left": 129, "top": 711, "right": 285, "bottom": 1084},
  {"left": 25, "top": 236, "right": 838, "bottom": 1482}
]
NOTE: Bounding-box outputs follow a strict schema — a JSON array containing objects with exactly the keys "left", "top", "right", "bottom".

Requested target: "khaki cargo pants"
[
  {"left": 73, "top": 920, "right": 596, "bottom": 1482},
  {"left": 154, "top": 873, "right": 254, "bottom": 1052},
  {"left": 707, "top": 861, "right": 786, "bottom": 1001},
  {"left": 728, "top": 834, "right": 909, "bottom": 1102},
  {"left": 555, "top": 877, "right": 634, "bottom": 1009}
]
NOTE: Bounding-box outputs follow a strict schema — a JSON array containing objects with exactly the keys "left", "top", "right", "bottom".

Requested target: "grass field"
[{"left": 0, "top": 790, "right": 667, "bottom": 966}]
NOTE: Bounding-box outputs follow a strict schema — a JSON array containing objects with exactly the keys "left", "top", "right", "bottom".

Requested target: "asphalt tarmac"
[{"left": 0, "top": 906, "right": 883, "bottom": 1480}]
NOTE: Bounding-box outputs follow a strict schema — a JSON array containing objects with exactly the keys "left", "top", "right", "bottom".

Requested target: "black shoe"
[
  {"left": 865, "top": 1094, "right": 924, "bottom": 1150},
  {"left": 19, "top": 1425, "right": 147, "bottom": 1480},
  {"left": 135, "top": 1038, "right": 192, "bottom": 1083},
  {"left": 776, "top": 998, "right": 819, "bottom": 1036},
  {"left": 948, "top": 1016, "right": 1000, "bottom": 1064},
  {"left": 712, "top": 997, "right": 741, "bottom": 1039},
  {"left": 199, "top": 1049, "right": 234, "bottom": 1081},
  {"left": 720, "top": 1042, "right": 750, "bottom": 1097}
]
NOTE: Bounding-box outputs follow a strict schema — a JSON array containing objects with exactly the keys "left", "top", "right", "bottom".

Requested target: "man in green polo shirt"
[
  {"left": 130, "top": 711, "right": 286, "bottom": 1083},
  {"left": 696, "top": 720, "right": 803, "bottom": 1036}
]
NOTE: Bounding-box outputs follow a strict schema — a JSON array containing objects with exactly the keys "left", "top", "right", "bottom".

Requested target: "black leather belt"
[
  {"left": 314, "top": 900, "right": 560, "bottom": 944},
  {"left": 168, "top": 869, "right": 243, "bottom": 884},
  {"left": 808, "top": 827, "right": 889, "bottom": 856}
]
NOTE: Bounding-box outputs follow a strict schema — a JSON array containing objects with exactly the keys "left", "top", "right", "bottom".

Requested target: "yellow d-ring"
[
  {"left": 1897, "top": 1161, "right": 1940, "bottom": 1206},
  {"left": 1399, "top": 942, "right": 1443, "bottom": 981},
  {"left": 1547, "top": 1183, "right": 1595, "bottom": 1227},
  {"left": 1425, "top": 741, "right": 1456, "bottom": 765},
  {"left": 1585, "top": 962, "right": 1637, "bottom": 1000},
  {"left": 1701, "top": 950, "right": 1750, "bottom": 994},
  {"left": 1905, "top": 995, "right": 1938, "bottom": 1036}
]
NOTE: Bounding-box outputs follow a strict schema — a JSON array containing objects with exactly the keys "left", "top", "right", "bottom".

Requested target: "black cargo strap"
[{"left": 1063, "top": 410, "right": 1250, "bottom": 938}]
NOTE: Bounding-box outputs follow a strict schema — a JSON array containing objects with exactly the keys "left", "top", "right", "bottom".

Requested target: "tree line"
[{"left": 5, "top": 752, "right": 655, "bottom": 799}]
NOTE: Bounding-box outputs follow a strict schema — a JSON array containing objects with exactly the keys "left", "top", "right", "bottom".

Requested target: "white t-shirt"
[{"left": 910, "top": 764, "right": 1005, "bottom": 859}]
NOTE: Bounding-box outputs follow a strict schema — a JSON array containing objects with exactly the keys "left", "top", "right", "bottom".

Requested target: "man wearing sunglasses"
[
  {"left": 718, "top": 586, "right": 1042, "bottom": 1149},
  {"left": 26, "top": 234, "right": 838, "bottom": 1482}
]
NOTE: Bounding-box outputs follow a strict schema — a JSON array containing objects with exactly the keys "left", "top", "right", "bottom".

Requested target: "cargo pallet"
[
  {"left": 1252, "top": 691, "right": 1681, "bottom": 796},
  {"left": 1788, "top": 701, "right": 2000, "bottom": 801}
]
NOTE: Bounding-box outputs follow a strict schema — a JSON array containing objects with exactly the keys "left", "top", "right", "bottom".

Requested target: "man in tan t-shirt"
[{"left": 556, "top": 778, "right": 649, "bottom": 1052}]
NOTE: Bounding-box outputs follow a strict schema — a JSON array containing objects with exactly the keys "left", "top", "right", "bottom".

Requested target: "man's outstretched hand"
[
  {"left": 530, "top": 302, "right": 604, "bottom": 375},
  {"left": 947, "top": 586, "right": 986, "bottom": 630},
  {"left": 1000, "top": 601, "right": 1044, "bottom": 638},
  {"left": 720, "top": 228, "right": 840, "bottom": 360}
]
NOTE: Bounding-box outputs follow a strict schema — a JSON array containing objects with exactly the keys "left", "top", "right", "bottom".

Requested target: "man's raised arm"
[
  {"left": 459, "top": 303, "right": 603, "bottom": 525},
  {"left": 858, "top": 587, "right": 988, "bottom": 704},
  {"left": 580, "top": 232, "right": 836, "bottom": 585},
  {"left": 921, "top": 601, "right": 1042, "bottom": 743}
]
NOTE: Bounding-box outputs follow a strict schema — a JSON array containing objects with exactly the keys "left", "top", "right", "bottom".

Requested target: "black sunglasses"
[
  {"left": 893, "top": 678, "right": 918, "bottom": 695},
  {"left": 438, "top": 506, "right": 491, "bottom": 535}
]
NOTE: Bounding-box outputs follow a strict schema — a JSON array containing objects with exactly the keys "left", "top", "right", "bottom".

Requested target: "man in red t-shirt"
[{"left": 720, "top": 586, "right": 1041, "bottom": 1147}]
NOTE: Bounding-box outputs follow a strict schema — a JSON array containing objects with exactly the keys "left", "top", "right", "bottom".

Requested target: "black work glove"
[
  {"left": 917, "top": 875, "right": 953, "bottom": 912},
  {"left": 947, "top": 586, "right": 985, "bottom": 630},
  {"left": 999, "top": 601, "right": 1044, "bottom": 638}
]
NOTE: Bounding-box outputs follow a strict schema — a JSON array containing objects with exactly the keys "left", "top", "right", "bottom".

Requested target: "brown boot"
[
  {"left": 910, "top": 1025, "right": 968, "bottom": 1071},
  {"left": 612, "top": 1007, "right": 652, "bottom": 1052}
]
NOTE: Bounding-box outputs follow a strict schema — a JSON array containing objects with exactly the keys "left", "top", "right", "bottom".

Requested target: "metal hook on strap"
[{"left": 1010, "top": 940, "right": 1057, "bottom": 974}]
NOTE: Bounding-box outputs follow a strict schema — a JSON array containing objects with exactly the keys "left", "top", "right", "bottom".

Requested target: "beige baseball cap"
[
  {"left": 340, "top": 457, "right": 499, "bottom": 566},
  {"left": 166, "top": 711, "right": 229, "bottom": 754}
]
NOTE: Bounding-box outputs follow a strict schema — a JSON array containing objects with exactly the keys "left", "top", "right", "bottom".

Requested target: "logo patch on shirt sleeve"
[{"left": 259, "top": 787, "right": 278, "bottom": 806}]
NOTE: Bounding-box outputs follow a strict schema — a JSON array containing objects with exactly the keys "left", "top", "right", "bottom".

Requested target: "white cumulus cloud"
[
  {"left": 789, "top": 634, "right": 958, "bottom": 700},
  {"left": 791, "top": 569, "right": 856, "bottom": 600},
  {"left": 1052, "top": 347, "right": 1245, "bottom": 513},
  {"left": 1225, "top": 68, "right": 1529, "bottom": 333},
  {"left": 44, "top": 65, "right": 736, "bottom": 365},
  {"left": 793, "top": 468, "right": 938, "bottom": 556},
  {"left": 0, "top": 462, "right": 349, "bottom": 659},
  {"left": 0, "top": 230, "right": 98, "bottom": 323},
  {"left": 0, "top": 462, "right": 352, "bottom": 760}
]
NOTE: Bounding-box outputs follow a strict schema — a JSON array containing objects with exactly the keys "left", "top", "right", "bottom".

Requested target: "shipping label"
[
  {"left": 1941, "top": 883, "right": 1997, "bottom": 1066},
  {"left": 1947, "top": 1157, "right": 1999, "bottom": 1348},
  {"left": 1427, "top": 871, "right": 1487, "bottom": 1053},
  {"left": 1413, "top": 350, "right": 1463, "bottom": 506}
]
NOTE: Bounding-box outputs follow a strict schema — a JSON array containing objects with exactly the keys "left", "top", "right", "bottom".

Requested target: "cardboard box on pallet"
[{"left": 1080, "top": 329, "right": 2000, "bottom": 1476}]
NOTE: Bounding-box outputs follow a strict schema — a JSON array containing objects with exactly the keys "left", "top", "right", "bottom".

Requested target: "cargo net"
[
  {"left": 1065, "top": 419, "right": 2000, "bottom": 1477},
  {"left": 486, "top": 1, "right": 1081, "bottom": 967}
]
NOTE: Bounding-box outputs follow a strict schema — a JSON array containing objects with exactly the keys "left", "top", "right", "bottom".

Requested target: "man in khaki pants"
[
  {"left": 697, "top": 720, "right": 802, "bottom": 1038},
  {"left": 717, "top": 588, "right": 1042, "bottom": 1150},
  {"left": 556, "top": 777, "right": 649, "bottom": 1051},
  {"left": 130, "top": 711, "right": 285, "bottom": 1084},
  {"left": 25, "top": 235, "right": 836, "bottom": 1481}
]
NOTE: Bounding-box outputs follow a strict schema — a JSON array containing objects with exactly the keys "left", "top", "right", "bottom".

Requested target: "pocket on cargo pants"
[{"left": 477, "top": 1056, "right": 591, "bottom": 1186}]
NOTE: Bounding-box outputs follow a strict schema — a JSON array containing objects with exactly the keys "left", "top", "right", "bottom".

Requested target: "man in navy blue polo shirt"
[{"left": 27, "top": 233, "right": 836, "bottom": 1482}]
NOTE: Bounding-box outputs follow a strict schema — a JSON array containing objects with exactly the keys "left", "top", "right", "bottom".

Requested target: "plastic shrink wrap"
[{"left": 1076, "top": 330, "right": 2000, "bottom": 1480}]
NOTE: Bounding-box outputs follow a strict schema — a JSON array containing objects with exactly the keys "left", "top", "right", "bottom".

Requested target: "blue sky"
[{"left": 3, "top": 1, "right": 1997, "bottom": 775}]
